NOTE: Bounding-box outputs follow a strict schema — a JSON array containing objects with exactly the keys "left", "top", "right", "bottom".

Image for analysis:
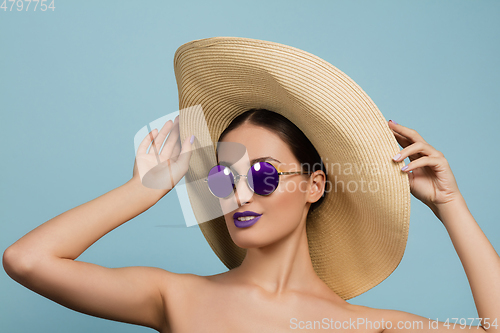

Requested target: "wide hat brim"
[{"left": 174, "top": 36, "right": 410, "bottom": 300}]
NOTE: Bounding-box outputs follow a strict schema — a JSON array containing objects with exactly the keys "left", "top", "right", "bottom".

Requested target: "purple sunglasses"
[{"left": 203, "top": 161, "right": 312, "bottom": 198}]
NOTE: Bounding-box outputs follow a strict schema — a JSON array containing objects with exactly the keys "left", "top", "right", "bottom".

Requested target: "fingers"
[
  {"left": 160, "top": 116, "right": 180, "bottom": 157},
  {"left": 388, "top": 120, "right": 428, "bottom": 144},
  {"left": 389, "top": 121, "right": 444, "bottom": 173},
  {"left": 151, "top": 119, "right": 174, "bottom": 153},
  {"left": 137, "top": 128, "right": 159, "bottom": 155},
  {"left": 399, "top": 155, "right": 448, "bottom": 173},
  {"left": 169, "top": 136, "right": 182, "bottom": 162},
  {"left": 137, "top": 117, "right": 177, "bottom": 157},
  {"left": 392, "top": 130, "right": 412, "bottom": 149},
  {"left": 392, "top": 141, "right": 442, "bottom": 163},
  {"left": 176, "top": 134, "right": 195, "bottom": 173}
]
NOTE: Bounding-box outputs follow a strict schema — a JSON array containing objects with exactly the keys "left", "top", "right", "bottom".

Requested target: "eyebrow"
[{"left": 218, "top": 156, "right": 281, "bottom": 166}]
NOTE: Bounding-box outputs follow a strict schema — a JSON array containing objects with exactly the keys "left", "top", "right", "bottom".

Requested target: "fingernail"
[
  {"left": 401, "top": 165, "right": 408, "bottom": 171},
  {"left": 190, "top": 135, "right": 195, "bottom": 144},
  {"left": 390, "top": 120, "right": 398, "bottom": 125},
  {"left": 393, "top": 153, "right": 401, "bottom": 161}
]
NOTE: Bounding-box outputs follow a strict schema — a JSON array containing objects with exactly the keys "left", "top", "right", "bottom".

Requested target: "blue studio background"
[{"left": 1, "top": 1, "right": 499, "bottom": 332}]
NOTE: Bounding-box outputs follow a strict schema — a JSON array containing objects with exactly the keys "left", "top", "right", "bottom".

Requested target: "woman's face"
[{"left": 218, "top": 123, "right": 315, "bottom": 249}]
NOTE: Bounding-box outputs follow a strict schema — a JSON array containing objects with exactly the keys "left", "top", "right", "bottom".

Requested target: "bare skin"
[{"left": 3, "top": 116, "right": 499, "bottom": 333}]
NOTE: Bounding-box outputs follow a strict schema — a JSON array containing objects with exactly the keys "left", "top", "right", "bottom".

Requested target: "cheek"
[
  {"left": 265, "top": 180, "right": 309, "bottom": 229},
  {"left": 221, "top": 179, "right": 309, "bottom": 248}
]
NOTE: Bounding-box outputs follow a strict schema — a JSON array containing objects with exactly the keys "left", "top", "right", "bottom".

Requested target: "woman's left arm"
[
  {"left": 436, "top": 194, "right": 500, "bottom": 329},
  {"left": 377, "top": 120, "right": 500, "bottom": 333}
]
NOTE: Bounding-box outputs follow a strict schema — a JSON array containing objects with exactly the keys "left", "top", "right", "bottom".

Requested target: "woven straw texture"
[{"left": 174, "top": 37, "right": 410, "bottom": 300}]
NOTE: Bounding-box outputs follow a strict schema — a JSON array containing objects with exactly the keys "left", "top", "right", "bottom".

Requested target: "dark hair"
[{"left": 217, "top": 108, "right": 328, "bottom": 215}]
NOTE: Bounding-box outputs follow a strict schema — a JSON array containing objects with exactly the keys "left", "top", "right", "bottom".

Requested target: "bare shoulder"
[
  {"left": 346, "top": 302, "right": 382, "bottom": 315},
  {"left": 156, "top": 269, "right": 214, "bottom": 298},
  {"left": 155, "top": 270, "right": 226, "bottom": 331},
  {"left": 343, "top": 303, "right": 437, "bottom": 333},
  {"left": 156, "top": 269, "right": 226, "bottom": 307},
  {"left": 345, "top": 302, "right": 410, "bottom": 322},
  {"left": 336, "top": 303, "right": 392, "bottom": 333},
  {"left": 158, "top": 269, "right": 223, "bottom": 287}
]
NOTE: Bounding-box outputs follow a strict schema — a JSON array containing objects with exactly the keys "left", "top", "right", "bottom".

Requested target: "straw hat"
[{"left": 174, "top": 37, "right": 411, "bottom": 300}]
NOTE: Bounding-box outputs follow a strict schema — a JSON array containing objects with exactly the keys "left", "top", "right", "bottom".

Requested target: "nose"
[{"left": 234, "top": 175, "right": 254, "bottom": 206}]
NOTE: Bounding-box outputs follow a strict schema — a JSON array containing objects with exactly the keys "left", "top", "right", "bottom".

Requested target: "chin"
[
  {"left": 230, "top": 224, "right": 294, "bottom": 251},
  {"left": 231, "top": 235, "right": 274, "bottom": 250},
  {"left": 225, "top": 217, "right": 272, "bottom": 249}
]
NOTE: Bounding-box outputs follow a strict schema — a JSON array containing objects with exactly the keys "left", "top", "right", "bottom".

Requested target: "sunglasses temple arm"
[{"left": 278, "top": 171, "right": 312, "bottom": 175}]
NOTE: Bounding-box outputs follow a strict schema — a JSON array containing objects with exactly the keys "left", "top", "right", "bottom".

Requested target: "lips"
[
  {"left": 233, "top": 211, "right": 262, "bottom": 219},
  {"left": 233, "top": 211, "right": 262, "bottom": 228}
]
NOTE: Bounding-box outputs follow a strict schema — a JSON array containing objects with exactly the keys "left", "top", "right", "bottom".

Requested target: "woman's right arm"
[
  {"left": 2, "top": 178, "right": 174, "bottom": 331},
  {"left": 2, "top": 117, "right": 194, "bottom": 332}
]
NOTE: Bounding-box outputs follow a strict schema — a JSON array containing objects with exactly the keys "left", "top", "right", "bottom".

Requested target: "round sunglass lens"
[
  {"left": 207, "top": 165, "right": 234, "bottom": 198},
  {"left": 248, "top": 162, "right": 278, "bottom": 195}
]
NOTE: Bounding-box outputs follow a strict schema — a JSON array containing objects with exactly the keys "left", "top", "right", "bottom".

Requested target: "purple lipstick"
[{"left": 233, "top": 211, "right": 262, "bottom": 228}]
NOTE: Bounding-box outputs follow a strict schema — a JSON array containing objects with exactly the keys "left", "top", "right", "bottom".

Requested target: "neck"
[{"left": 228, "top": 210, "right": 336, "bottom": 299}]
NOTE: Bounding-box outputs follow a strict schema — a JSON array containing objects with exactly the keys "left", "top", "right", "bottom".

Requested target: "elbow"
[{"left": 2, "top": 245, "right": 39, "bottom": 281}]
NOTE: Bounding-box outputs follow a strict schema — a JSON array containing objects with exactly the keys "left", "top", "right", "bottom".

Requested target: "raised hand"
[
  {"left": 132, "top": 115, "right": 194, "bottom": 196},
  {"left": 388, "top": 120, "right": 462, "bottom": 216}
]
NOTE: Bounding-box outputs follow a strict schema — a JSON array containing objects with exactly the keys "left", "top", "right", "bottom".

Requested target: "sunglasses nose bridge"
[{"left": 233, "top": 173, "right": 254, "bottom": 203}]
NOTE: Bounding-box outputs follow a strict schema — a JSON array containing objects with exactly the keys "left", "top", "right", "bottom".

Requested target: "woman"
[{"left": 3, "top": 37, "right": 499, "bottom": 332}]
